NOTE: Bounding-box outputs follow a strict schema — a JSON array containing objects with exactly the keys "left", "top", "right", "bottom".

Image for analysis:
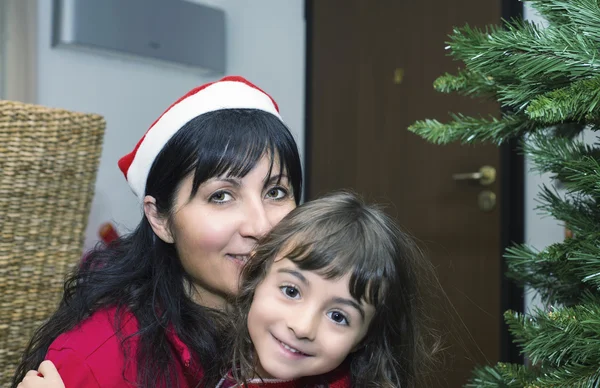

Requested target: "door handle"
[{"left": 452, "top": 165, "right": 496, "bottom": 186}]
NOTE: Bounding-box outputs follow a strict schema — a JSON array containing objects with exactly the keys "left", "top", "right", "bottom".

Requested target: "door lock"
[{"left": 452, "top": 165, "right": 496, "bottom": 186}]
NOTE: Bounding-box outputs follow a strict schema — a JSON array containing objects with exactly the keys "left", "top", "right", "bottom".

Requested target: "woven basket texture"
[{"left": 0, "top": 101, "right": 105, "bottom": 385}]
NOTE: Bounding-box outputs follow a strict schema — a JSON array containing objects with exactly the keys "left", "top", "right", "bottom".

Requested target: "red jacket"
[
  {"left": 216, "top": 361, "right": 351, "bottom": 388},
  {"left": 46, "top": 307, "right": 200, "bottom": 387},
  {"left": 45, "top": 307, "right": 351, "bottom": 387},
  {"left": 217, "top": 371, "right": 351, "bottom": 387}
]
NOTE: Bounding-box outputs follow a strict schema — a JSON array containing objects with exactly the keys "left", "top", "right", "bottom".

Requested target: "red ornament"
[{"left": 99, "top": 222, "right": 119, "bottom": 244}]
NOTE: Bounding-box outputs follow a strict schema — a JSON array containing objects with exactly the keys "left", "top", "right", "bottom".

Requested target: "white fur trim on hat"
[{"left": 119, "top": 76, "right": 282, "bottom": 199}]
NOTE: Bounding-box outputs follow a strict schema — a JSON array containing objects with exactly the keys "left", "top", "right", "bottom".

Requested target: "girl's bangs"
[{"left": 284, "top": 224, "right": 394, "bottom": 307}]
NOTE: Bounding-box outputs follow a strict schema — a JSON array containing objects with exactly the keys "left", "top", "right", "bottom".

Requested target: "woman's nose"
[{"left": 239, "top": 198, "right": 272, "bottom": 239}]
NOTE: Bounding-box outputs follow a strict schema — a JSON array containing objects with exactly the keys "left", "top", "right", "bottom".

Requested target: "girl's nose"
[{"left": 287, "top": 308, "right": 319, "bottom": 341}]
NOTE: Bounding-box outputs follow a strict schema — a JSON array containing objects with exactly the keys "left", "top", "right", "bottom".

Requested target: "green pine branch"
[
  {"left": 504, "top": 241, "right": 588, "bottom": 306},
  {"left": 526, "top": 75, "right": 600, "bottom": 124},
  {"left": 447, "top": 20, "right": 600, "bottom": 86},
  {"left": 526, "top": 0, "right": 572, "bottom": 27},
  {"left": 527, "top": 0, "right": 600, "bottom": 43},
  {"left": 438, "top": 19, "right": 600, "bottom": 111},
  {"left": 522, "top": 131, "right": 600, "bottom": 194},
  {"left": 408, "top": 112, "right": 535, "bottom": 145},
  {"left": 431, "top": 7, "right": 600, "bottom": 117},
  {"left": 495, "top": 79, "right": 565, "bottom": 112},
  {"left": 487, "top": 307, "right": 600, "bottom": 388},
  {"left": 507, "top": 236, "right": 600, "bottom": 300},
  {"left": 570, "top": 240, "right": 600, "bottom": 290},
  {"left": 505, "top": 305, "right": 600, "bottom": 376},
  {"left": 536, "top": 186, "right": 600, "bottom": 235},
  {"left": 560, "top": 156, "right": 600, "bottom": 198},
  {"left": 535, "top": 362, "right": 600, "bottom": 388},
  {"left": 434, "top": 67, "right": 565, "bottom": 112},
  {"left": 523, "top": 130, "right": 591, "bottom": 176},
  {"left": 433, "top": 68, "right": 498, "bottom": 98},
  {"left": 465, "top": 363, "right": 538, "bottom": 387}
]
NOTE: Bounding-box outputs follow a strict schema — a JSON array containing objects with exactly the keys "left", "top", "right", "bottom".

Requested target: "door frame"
[{"left": 303, "top": 0, "right": 525, "bottom": 365}]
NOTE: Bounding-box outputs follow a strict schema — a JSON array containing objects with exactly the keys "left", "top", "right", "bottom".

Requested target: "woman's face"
[{"left": 168, "top": 155, "right": 296, "bottom": 308}]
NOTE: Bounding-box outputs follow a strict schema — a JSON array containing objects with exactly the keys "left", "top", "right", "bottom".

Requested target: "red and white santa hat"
[{"left": 118, "top": 75, "right": 282, "bottom": 199}]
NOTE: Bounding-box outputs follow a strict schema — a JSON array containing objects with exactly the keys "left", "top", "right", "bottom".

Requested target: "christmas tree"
[{"left": 409, "top": 1, "right": 600, "bottom": 386}]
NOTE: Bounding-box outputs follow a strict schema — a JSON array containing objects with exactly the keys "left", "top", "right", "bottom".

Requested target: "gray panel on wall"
[{"left": 52, "top": 0, "right": 226, "bottom": 73}]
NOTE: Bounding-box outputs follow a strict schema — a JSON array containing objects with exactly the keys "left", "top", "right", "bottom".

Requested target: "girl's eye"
[
  {"left": 327, "top": 311, "right": 349, "bottom": 326},
  {"left": 280, "top": 285, "right": 301, "bottom": 299},
  {"left": 209, "top": 191, "right": 233, "bottom": 203},
  {"left": 266, "top": 187, "right": 289, "bottom": 200}
]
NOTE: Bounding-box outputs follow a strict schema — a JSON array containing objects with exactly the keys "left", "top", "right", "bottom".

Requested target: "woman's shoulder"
[
  {"left": 49, "top": 306, "right": 139, "bottom": 355},
  {"left": 46, "top": 306, "right": 140, "bottom": 387}
]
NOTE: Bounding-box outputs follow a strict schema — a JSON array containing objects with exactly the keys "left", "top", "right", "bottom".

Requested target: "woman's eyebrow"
[
  {"left": 211, "top": 177, "right": 242, "bottom": 187},
  {"left": 264, "top": 173, "right": 289, "bottom": 186}
]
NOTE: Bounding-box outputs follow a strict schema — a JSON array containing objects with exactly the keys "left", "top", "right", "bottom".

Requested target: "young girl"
[{"left": 18, "top": 192, "right": 439, "bottom": 387}]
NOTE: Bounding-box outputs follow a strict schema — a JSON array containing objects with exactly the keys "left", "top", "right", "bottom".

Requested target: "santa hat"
[{"left": 118, "top": 75, "right": 282, "bottom": 199}]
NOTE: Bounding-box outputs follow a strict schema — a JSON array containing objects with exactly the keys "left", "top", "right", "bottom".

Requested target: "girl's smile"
[
  {"left": 247, "top": 257, "right": 375, "bottom": 380},
  {"left": 271, "top": 333, "right": 314, "bottom": 358}
]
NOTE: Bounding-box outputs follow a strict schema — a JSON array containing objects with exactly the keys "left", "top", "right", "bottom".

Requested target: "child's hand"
[{"left": 17, "top": 360, "right": 65, "bottom": 388}]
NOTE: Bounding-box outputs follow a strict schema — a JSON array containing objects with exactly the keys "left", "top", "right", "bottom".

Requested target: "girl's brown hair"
[{"left": 230, "top": 191, "right": 440, "bottom": 387}]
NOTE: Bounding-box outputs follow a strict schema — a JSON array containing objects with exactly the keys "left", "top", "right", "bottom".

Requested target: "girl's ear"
[{"left": 144, "top": 195, "right": 174, "bottom": 243}]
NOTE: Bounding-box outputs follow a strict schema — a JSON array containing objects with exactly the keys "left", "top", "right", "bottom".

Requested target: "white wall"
[{"left": 36, "top": 0, "right": 305, "bottom": 250}]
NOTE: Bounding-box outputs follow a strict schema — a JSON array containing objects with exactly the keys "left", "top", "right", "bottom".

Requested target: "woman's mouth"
[{"left": 226, "top": 254, "right": 250, "bottom": 264}]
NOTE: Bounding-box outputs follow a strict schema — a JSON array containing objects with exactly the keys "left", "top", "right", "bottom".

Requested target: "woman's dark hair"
[
  {"left": 12, "top": 109, "right": 303, "bottom": 388},
  {"left": 230, "top": 191, "right": 441, "bottom": 387}
]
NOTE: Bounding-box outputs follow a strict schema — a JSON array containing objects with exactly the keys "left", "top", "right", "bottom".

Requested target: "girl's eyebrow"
[
  {"left": 331, "top": 297, "right": 365, "bottom": 320},
  {"left": 278, "top": 267, "right": 366, "bottom": 320},
  {"left": 277, "top": 268, "right": 308, "bottom": 284}
]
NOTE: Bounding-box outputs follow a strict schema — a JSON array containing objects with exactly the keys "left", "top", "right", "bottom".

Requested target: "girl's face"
[
  {"left": 247, "top": 256, "right": 376, "bottom": 381},
  {"left": 165, "top": 155, "right": 296, "bottom": 308}
]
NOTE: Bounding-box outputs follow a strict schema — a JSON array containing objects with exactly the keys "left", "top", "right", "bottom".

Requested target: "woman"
[{"left": 13, "top": 76, "right": 348, "bottom": 387}]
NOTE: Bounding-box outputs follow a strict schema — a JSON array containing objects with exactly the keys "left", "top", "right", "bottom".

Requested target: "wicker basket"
[{"left": 0, "top": 101, "right": 105, "bottom": 385}]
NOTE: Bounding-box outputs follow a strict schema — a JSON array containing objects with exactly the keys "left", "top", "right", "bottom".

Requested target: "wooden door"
[{"left": 306, "top": 1, "right": 506, "bottom": 386}]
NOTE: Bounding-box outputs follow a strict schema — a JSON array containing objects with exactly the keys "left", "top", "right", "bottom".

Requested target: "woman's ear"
[{"left": 144, "top": 195, "right": 174, "bottom": 243}]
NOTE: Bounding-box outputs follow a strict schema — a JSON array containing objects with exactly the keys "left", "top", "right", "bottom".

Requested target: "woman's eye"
[
  {"left": 280, "top": 285, "right": 300, "bottom": 299},
  {"left": 209, "top": 191, "right": 233, "bottom": 203},
  {"left": 266, "top": 187, "right": 288, "bottom": 200},
  {"left": 327, "top": 311, "right": 349, "bottom": 326}
]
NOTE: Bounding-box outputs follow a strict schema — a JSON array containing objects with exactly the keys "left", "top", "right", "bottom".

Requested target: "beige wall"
[{"left": 1, "top": 0, "right": 37, "bottom": 102}]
